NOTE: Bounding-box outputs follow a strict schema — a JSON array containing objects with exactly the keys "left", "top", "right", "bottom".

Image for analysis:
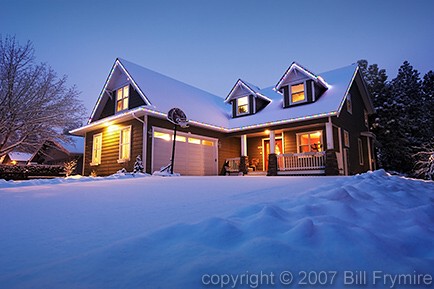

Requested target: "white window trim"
[
  {"left": 236, "top": 96, "right": 250, "bottom": 116},
  {"left": 90, "top": 133, "right": 102, "bottom": 166},
  {"left": 118, "top": 125, "right": 132, "bottom": 163},
  {"left": 343, "top": 130, "right": 350, "bottom": 148},
  {"left": 358, "top": 138, "right": 364, "bottom": 165},
  {"left": 296, "top": 130, "right": 324, "bottom": 153},
  {"left": 115, "top": 84, "right": 130, "bottom": 113},
  {"left": 289, "top": 81, "right": 308, "bottom": 105},
  {"left": 347, "top": 93, "right": 353, "bottom": 114}
]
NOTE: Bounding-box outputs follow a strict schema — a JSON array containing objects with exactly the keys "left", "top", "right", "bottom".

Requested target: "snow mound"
[{"left": 0, "top": 171, "right": 433, "bottom": 288}]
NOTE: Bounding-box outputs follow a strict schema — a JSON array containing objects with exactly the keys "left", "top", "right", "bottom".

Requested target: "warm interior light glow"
[
  {"left": 154, "top": 131, "right": 171, "bottom": 141},
  {"left": 11, "top": 160, "right": 17, "bottom": 165},
  {"left": 264, "top": 129, "right": 270, "bottom": 135},
  {"left": 107, "top": 124, "right": 120, "bottom": 132}
]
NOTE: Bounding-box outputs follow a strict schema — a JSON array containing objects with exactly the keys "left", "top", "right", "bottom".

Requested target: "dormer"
[
  {"left": 275, "top": 62, "right": 329, "bottom": 108},
  {"left": 88, "top": 58, "right": 151, "bottom": 123},
  {"left": 224, "top": 79, "right": 271, "bottom": 118}
]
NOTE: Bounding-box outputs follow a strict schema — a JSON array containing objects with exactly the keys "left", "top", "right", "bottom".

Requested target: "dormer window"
[
  {"left": 290, "top": 83, "right": 306, "bottom": 104},
  {"left": 237, "top": 96, "right": 249, "bottom": 115},
  {"left": 116, "top": 85, "right": 129, "bottom": 112},
  {"left": 346, "top": 93, "right": 352, "bottom": 114}
]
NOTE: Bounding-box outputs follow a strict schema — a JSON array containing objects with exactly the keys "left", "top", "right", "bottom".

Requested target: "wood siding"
[
  {"left": 84, "top": 119, "right": 143, "bottom": 176},
  {"left": 218, "top": 137, "right": 241, "bottom": 173},
  {"left": 332, "top": 72, "right": 372, "bottom": 174}
]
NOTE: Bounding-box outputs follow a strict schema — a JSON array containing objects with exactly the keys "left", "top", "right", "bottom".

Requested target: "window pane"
[
  {"left": 117, "top": 88, "right": 123, "bottom": 100},
  {"left": 154, "top": 132, "right": 171, "bottom": 141},
  {"left": 123, "top": 98, "right": 128, "bottom": 110},
  {"left": 238, "top": 104, "right": 248, "bottom": 114},
  {"left": 117, "top": 100, "right": 123, "bottom": 112},
  {"left": 188, "top": 137, "right": 201, "bottom": 144},
  {"left": 202, "top": 140, "right": 214, "bottom": 146},
  {"left": 291, "top": 83, "right": 305, "bottom": 103},
  {"left": 174, "top": 135, "right": 186, "bottom": 142},
  {"left": 237, "top": 96, "right": 248, "bottom": 106},
  {"left": 123, "top": 85, "right": 129, "bottom": 97},
  {"left": 300, "top": 134, "right": 309, "bottom": 145}
]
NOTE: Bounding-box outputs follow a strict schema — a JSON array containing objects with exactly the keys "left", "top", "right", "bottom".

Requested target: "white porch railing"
[
  {"left": 225, "top": 157, "right": 240, "bottom": 172},
  {"left": 277, "top": 152, "right": 326, "bottom": 171}
]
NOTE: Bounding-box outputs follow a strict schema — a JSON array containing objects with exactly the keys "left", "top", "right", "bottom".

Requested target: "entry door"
[{"left": 263, "top": 139, "right": 283, "bottom": 171}]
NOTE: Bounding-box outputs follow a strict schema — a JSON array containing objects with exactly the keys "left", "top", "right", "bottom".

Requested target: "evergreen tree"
[
  {"left": 384, "top": 61, "right": 423, "bottom": 173},
  {"left": 133, "top": 155, "right": 144, "bottom": 173},
  {"left": 422, "top": 71, "right": 434, "bottom": 139}
]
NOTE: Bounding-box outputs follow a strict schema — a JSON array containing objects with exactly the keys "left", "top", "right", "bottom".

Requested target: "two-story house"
[{"left": 71, "top": 58, "right": 375, "bottom": 176}]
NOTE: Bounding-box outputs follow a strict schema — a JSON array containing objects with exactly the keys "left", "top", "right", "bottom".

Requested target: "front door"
[{"left": 263, "top": 139, "right": 283, "bottom": 171}]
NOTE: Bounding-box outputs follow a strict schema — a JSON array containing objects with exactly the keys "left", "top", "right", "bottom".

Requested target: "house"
[
  {"left": 71, "top": 58, "right": 376, "bottom": 176},
  {"left": 1, "top": 151, "right": 33, "bottom": 166},
  {"left": 29, "top": 136, "right": 84, "bottom": 175}
]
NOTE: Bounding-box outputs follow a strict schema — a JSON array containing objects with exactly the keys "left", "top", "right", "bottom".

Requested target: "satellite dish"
[{"left": 167, "top": 108, "right": 189, "bottom": 128}]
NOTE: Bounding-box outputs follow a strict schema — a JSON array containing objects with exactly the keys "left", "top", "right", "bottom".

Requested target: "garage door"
[{"left": 152, "top": 128, "right": 218, "bottom": 176}]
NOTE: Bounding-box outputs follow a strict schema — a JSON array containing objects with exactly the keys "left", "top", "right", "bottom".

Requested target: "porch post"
[
  {"left": 239, "top": 135, "right": 248, "bottom": 175},
  {"left": 367, "top": 137, "right": 373, "bottom": 171},
  {"left": 326, "top": 117, "right": 334, "bottom": 150},
  {"left": 267, "top": 130, "right": 278, "bottom": 176}
]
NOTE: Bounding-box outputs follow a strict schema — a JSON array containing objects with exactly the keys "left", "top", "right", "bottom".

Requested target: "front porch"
[{"left": 221, "top": 121, "right": 339, "bottom": 176}]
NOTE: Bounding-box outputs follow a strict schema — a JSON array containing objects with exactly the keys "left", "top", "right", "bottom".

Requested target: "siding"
[
  {"left": 218, "top": 137, "right": 241, "bottom": 172},
  {"left": 332, "top": 72, "right": 372, "bottom": 174},
  {"left": 84, "top": 119, "right": 143, "bottom": 176}
]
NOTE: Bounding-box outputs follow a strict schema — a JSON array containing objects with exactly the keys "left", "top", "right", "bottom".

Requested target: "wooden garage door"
[{"left": 152, "top": 128, "right": 218, "bottom": 176}]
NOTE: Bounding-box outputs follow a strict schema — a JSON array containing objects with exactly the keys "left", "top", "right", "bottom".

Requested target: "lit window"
[
  {"left": 344, "top": 130, "right": 350, "bottom": 147},
  {"left": 119, "top": 127, "right": 131, "bottom": 161},
  {"left": 291, "top": 83, "right": 305, "bottom": 103},
  {"left": 347, "top": 93, "right": 352, "bottom": 114},
  {"left": 364, "top": 110, "right": 369, "bottom": 128},
  {"left": 188, "top": 137, "right": 201, "bottom": 144},
  {"left": 116, "top": 85, "right": 129, "bottom": 112},
  {"left": 358, "top": 138, "right": 364, "bottom": 165},
  {"left": 173, "top": 135, "right": 186, "bottom": 142},
  {"left": 91, "top": 133, "right": 102, "bottom": 165},
  {"left": 237, "top": 96, "right": 249, "bottom": 115},
  {"left": 297, "top": 131, "right": 323, "bottom": 153},
  {"left": 154, "top": 131, "right": 171, "bottom": 141},
  {"left": 202, "top": 140, "right": 214, "bottom": 146}
]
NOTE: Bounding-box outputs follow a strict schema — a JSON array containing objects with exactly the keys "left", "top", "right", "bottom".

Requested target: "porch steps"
[{"left": 246, "top": 171, "right": 267, "bottom": 176}]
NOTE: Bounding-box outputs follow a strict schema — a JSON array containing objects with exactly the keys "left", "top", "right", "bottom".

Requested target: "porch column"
[
  {"left": 241, "top": 134, "right": 247, "bottom": 156},
  {"left": 269, "top": 131, "right": 275, "bottom": 154},
  {"left": 367, "top": 137, "right": 373, "bottom": 171},
  {"left": 239, "top": 135, "right": 248, "bottom": 175},
  {"left": 267, "top": 130, "right": 278, "bottom": 176},
  {"left": 326, "top": 117, "right": 334, "bottom": 150}
]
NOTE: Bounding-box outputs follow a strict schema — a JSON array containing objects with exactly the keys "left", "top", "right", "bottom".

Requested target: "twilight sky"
[{"left": 2, "top": 0, "right": 434, "bottom": 118}]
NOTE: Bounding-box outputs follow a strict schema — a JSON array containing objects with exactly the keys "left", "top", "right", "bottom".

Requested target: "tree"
[
  {"left": 0, "top": 35, "right": 85, "bottom": 156},
  {"left": 421, "top": 71, "right": 434, "bottom": 139}
]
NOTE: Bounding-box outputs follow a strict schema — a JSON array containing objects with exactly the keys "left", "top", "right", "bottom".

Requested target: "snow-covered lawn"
[{"left": 0, "top": 171, "right": 433, "bottom": 289}]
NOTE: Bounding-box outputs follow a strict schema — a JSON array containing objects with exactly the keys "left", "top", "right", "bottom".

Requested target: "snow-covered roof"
[
  {"left": 76, "top": 59, "right": 364, "bottom": 134},
  {"left": 8, "top": 151, "right": 33, "bottom": 162}
]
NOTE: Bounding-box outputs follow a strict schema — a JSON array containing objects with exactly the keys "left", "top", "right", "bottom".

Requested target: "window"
[
  {"left": 119, "top": 127, "right": 131, "bottom": 161},
  {"left": 116, "top": 85, "right": 129, "bottom": 112},
  {"left": 154, "top": 131, "right": 171, "bottom": 141},
  {"left": 91, "top": 133, "right": 102, "bottom": 165},
  {"left": 202, "top": 140, "right": 214, "bottom": 146},
  {"left": 358, "top": 138, "right": 364, "bottom": 165},
  {"left": 346, "top": 93, "right": 352, "bottom": 114},
  {"left": 291, "top": 83, "right": 305, "bottom": 103},
  {"left": 344, "top": 130, "right": 350, "bottom": 147},
  {"left": 237, "top": 96, "right": 249, "bottom": 115},
  {"left": 297, "top": 131, "right": 323, "bottom": 153},
  {"left": 188, "top": 137, "right": 201, "bottom": 144},
  {"left": 364, "top": 110, "right": 369, "bottom": 128}
]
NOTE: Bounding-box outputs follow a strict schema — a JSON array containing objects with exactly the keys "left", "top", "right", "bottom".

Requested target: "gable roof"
[
  {"left": 225, "top": 79, "right": 271, "bottom": 103},
  {"left": 275, "top": 62, "right": 330, "bottom": 91},
  {"left": 7, "top": 151, "right": 32, "bottom": 162},
  {"left": 72, "top": 59, "right": 371, "bottom": 134}
]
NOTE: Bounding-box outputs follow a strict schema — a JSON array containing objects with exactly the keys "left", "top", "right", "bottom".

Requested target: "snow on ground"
[{"left": 0, "top": 171, "right": 433, "bottom": 289}]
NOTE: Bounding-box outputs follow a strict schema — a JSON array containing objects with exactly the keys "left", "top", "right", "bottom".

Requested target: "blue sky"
[{"left": 2, "top": 0, "right": 434, "bottom": 117}]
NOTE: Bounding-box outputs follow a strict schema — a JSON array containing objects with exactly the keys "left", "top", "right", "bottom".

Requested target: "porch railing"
[
  {"left": 277, "top": 152, "right": 326, "bottom": 171},
  {"left": 225, "top": 157, "right": 240, "bottom": 172}
]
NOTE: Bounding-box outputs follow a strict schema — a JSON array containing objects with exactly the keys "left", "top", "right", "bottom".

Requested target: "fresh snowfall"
[{"left": 0, "top": 171, "right": 433, "bottom": 289}]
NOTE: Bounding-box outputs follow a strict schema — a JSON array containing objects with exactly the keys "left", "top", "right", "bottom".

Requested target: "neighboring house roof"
[
  {"left": 7, "top": 152, "right": 33, "bottom": 162},
  {"left": 72, "top": 59, "right": 372, "bottom": 134},
  {"left": 58, "top": 136, "right": 84, "bottom": 154}
]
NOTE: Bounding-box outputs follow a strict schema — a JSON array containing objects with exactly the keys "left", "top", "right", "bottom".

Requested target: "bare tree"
[{"left": 0, "top": 35, "right": 85, "bottom": 156}]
